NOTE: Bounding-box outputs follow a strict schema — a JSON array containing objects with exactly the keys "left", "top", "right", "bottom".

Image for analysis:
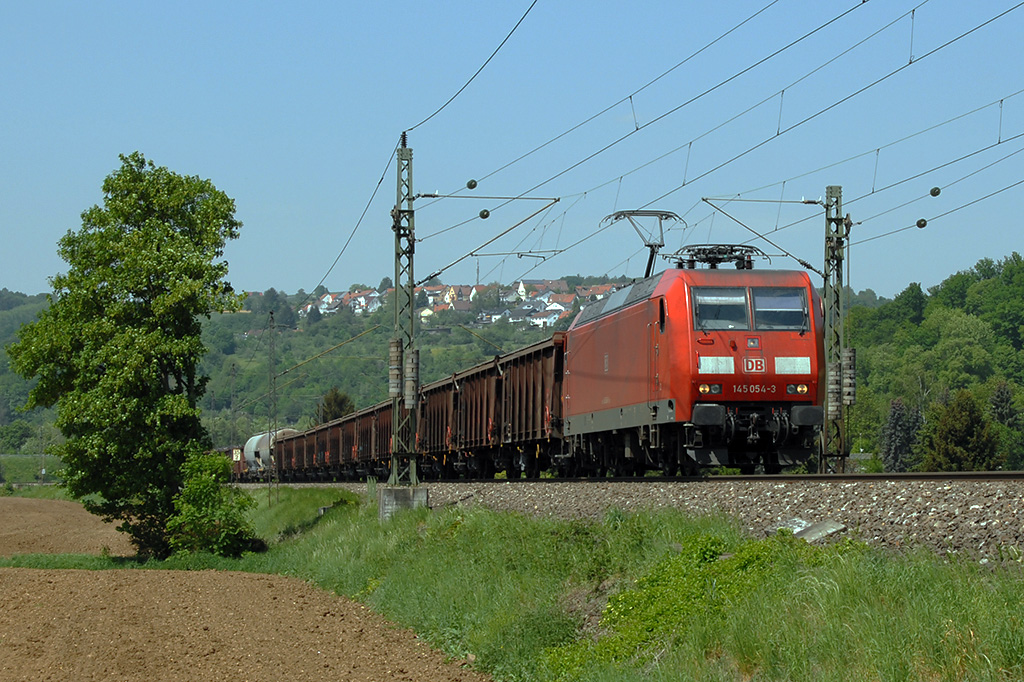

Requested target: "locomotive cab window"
[
  {"left": 692, "top": 288, "right": 749, "bottom": 330},
  {"left": 752, "top": 287, "right": 807, "bottom": 331}
]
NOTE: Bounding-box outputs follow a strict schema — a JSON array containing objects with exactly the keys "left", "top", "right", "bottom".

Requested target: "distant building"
[
  {"left": 575, "top": 283, "right": 618, "bottom": 300},
  {"left": 528, "top": 309, "right": 564, "bottom": 328}
]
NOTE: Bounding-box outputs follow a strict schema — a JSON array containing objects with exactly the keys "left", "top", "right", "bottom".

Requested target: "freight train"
[{"left": 237, "top": 246, "right": 825, "bottom": 481}]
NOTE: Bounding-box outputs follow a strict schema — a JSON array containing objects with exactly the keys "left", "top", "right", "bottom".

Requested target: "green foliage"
[
  {"left": 317, "top": 387, "right": 355, "bottom": 423},
  {"left": 989, "top": 380, "right": 1019, "bottom": 427},
  {"left": 879, "top": 398, "right": 923, "bottom": 472},
  {"left": 0, "top": 295, "right": 50, "bottom": 427},
  {"left": 4, "top": 494, "right": 1024, "bottom": 681},
  {"left": 0, "top": 288, "right": 46, "bottom": 312},
  {"left": 166, "top": 449, "right": 260, "bottom": 557},
  {"left": 6, "top": 152, "right": 242, "bottom": 557},
  {"left": 257, "top": 501, "right": 744, "bottom": 682},
  {"left": 12, "top": 240, "right": 1024, "bottom": 473},
  {"left": 0, "top": 419, "right": 33, "bottom": 453},
  {"left": 860, "top": 454, "right": 885, "bottom": 473},
  {"left": 196, "top": 299, "right": 554, "bottom": 444},
  {"left": 919, "top": 390, "right": 1003, "bottom": 471},
  {"left": 542, "top": 533, "right": 809, "bottom": 679},
  {"left": 5, "top": 482, "right": 67, "bottom": 499},
  {"left": 245, "top": 487, "right": 355, "bottom": 542},
  {"left": 244, "top": 287, "right": 296, "bottom": 328},
  {"left": 848, "top": 253, "right": 1024, "bottom": 469}
]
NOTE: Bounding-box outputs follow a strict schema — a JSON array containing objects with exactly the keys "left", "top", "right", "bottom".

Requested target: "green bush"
[{"left": 165, "top": 449, "right": 262, "bottom": 557}]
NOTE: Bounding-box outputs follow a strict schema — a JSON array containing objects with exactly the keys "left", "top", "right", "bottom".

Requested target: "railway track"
[
  {"left": 249, "top": 469, "right": 1024, "bottom": 486},
  {"left": 247, "top": 472, "right": 1024, "bottom": 561}
]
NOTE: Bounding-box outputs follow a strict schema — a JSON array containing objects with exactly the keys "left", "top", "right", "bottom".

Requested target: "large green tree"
[{"left": 7, "top": 152, "right": 242, "bottom": 557}]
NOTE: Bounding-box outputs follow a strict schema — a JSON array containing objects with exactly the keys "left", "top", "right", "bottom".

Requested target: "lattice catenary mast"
[
  {"left": 820, "top": 185, "right": 855, "bottom": 473},
  {"left": 388, "top": 133, "right": 420, "bottom": 486}
]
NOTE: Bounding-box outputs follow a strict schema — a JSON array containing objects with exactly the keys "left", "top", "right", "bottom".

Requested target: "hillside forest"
[{"left": 2, "top": 253, "right": 1024, "bottom": 472}]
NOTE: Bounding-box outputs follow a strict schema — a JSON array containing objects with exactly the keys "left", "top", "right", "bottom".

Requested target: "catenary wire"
[
  {"left": 713, "top": 88, "right": 1024, "bottom": 201},
  {"left": 419, "top": 0, "right": 868, "bottom": 241},
  {"left": 465, "top": 0, "right": 785, "bottom": 188},
  {"left": 405, "top": 0, "right": 538, "bottom": 133},
  {"left": 730, "top": 129, "right": 1024, "bottom": 246},
  {"left": 573, "top": 1, "right": 931, "bottom": 202},
  {"left": 854, "top": 177, "right": 1024, "bottom": 245},
  {"left": 292, "top": 143, "right": 398, "bottom": 315},
  {"left": 639, "top": 2, "right": 1024, "bottom": 210}
]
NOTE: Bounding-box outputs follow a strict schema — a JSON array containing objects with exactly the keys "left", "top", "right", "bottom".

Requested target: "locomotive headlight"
[
  {"left": 786, "top": 384, "right": 809, "bottom": 395},
  {"left": 699, "top": 384, "right": 710, "bottom": 394},
  {"left": 699, "top": 383, "right": 723, "bottom": 395}
]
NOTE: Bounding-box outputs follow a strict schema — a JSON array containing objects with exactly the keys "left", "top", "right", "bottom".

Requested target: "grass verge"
[
  {"left": 0, "top": 454, "right": 63, "bottom": 485},
  {"left": 2, "top": 487, "right": 1023, "bottom": 681}
]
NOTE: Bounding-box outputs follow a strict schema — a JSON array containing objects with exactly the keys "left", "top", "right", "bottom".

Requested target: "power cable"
[
  {"left": 449, "top": 1, "right": 905, "bottom": 283},
  {"left": 288, "top": 0, "right": 537, "bottom": 312},
  {"left": 854, "top": 177, "right": 1024, "bottom": 245},
  {"left": 405, "top": 0, "right": 538, "bottom": 133},
  {"left": 293, "top": 143, "right": 399, "bottom": 315},
  {"left": 276, "top": 324, "right": 382, "bottom": 379},
  {"left": 857, "top": 140, "right": 1024, "bottom": 222},
  {"left": 237, "top": 313, "right": 271, "bottom": 374},
  {"left": 574, "top": 2, "right": 932, "bottom": 201},
  {"left": 731, "top": 130, "right": 1024, "bottom": 245},
  {"left": 419, "top": 0, "right": 866, "bottom": 241},
  {"left": 463, "top": 0, "right": 785, "bottom": 188},
  {"left": 718, "top": 88, "right": 1024, "bottom": 201},
  {"left": 640, "top": 2, "right": 1024, "bottom": 209},
  {"left": 418, "top": 199, "right": 560, "bottom": 285},
  {"left": 507, "top": 84, "right": 1023, "bottom": 286}
]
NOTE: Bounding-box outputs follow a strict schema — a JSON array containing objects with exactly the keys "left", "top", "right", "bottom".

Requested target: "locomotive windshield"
[
  {"left": 693, "top": 286, "right": 808, "bottom": 331},
  {"left": 752, "top": 287, "right": 807, "bottom": 331},
  {"left": 693, "top": 288, "right": 749, "bottom": 330}
]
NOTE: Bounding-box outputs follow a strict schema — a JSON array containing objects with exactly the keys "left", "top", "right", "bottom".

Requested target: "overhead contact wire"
[
  {"left": 642, "top": 2, "right": 1024, "bottom": 209},
  {"left": 421, "top": 0, "right": 866, "bottom": 242},
  {"left": 467, "top": 0, "right": 784, "bottom": 187},
  {"left": 405, "top": 0, "right": 538, "bottom": 133},
  {"left": 577, "top": 1, "right": 929, "bottom": 200}
]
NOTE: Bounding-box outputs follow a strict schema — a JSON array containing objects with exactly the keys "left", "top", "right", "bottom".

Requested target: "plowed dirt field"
[{"left": 0, "top": 498, "right": 490, "bottom": 682}]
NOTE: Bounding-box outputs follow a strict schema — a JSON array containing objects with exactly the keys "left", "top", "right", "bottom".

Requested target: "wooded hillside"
[{"left": 4, "top": 255, "right": 1024, "bottom": 471}]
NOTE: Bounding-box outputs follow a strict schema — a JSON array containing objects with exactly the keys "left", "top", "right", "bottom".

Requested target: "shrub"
[{"left": 166, "top": 449, "right": 262, "bottom": 557}]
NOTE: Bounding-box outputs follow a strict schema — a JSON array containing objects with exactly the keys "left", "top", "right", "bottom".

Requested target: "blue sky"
[{"left": 2, "top": 1, "right": 1022, "bottom": 299}]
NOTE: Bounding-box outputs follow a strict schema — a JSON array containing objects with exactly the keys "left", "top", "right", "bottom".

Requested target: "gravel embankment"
[{"left": 345, "top": 479, "right": 1024, "bottom": 560}]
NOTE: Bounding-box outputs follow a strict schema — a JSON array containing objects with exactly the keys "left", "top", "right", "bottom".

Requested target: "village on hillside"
[{"left": 293, "top": 278, "right": 625, "bottom": 329}]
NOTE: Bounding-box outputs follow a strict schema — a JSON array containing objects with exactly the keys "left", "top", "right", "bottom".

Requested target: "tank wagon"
[
  {"left": 263, "top": 253, "right": 824, "bottom": 480},
  {"left": 234, "top": 429, "right": 300, "bottom": 481}
]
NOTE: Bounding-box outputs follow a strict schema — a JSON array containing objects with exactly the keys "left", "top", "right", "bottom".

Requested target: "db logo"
[{"left": 743, "top": 357, "right": 766, "bottom": 373}]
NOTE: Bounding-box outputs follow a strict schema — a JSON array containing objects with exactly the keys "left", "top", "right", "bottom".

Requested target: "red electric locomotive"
[
  {"left": 562, "top": 245, "right": 824, "bottom": 475},
  {"left": 266, "top": 245, "right": 824, "bottom": 480}
]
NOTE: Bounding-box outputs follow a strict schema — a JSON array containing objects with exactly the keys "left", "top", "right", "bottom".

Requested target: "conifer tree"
[
  {"left": 919, "top": 390, "right": 1003, "bottom": 471},
  {"left": 879, "top": 398, "right": 923, "bottom": 472}
]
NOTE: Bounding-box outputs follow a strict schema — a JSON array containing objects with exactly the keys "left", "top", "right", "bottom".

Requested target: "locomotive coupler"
[{"left": 746, "top": 412, "right": 761, "bottom": 442}]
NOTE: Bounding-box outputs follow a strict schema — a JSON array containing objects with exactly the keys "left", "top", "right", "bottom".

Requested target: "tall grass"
[
  {"left": 4, "top": 482, "right": 69, "bottom": 499},
  {"left": 0, "top": 454, "right": 63, "bottom": 485},
  {"left": 3, "top": 486, "right": 1023, "bottom": 681}
]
